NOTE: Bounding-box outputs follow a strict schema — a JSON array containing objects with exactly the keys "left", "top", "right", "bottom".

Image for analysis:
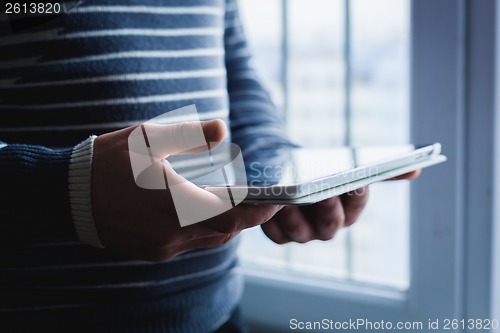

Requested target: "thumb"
[
  {"left": 128, "top": 119, "right": 227, "bottom": 189},
  {"left": 129, "top": 119, "right": 227, "bottom": 161},
  {"left": 146, "top": 119, "right": 227, "bottom": 158}
]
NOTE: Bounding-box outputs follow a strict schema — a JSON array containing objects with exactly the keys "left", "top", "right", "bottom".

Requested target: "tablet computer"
[{"left": 168, "top": 143, "right": 446, "bottom": 205}]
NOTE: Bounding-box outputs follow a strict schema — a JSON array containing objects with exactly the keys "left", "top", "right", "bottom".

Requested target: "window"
[
  {"left": 237, "top": 0, "right": 500, "bottom": 331},
  {"left": 238, "top": 0, "right": 411, "bottom": 289}
]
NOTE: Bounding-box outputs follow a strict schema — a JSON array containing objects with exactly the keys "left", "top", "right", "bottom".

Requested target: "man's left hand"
[{"left": 261, "top": 170, "right": 420, "bottom": 244}]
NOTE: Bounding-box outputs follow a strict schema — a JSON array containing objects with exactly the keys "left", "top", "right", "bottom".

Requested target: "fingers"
[
  {"left": 276, "top": 207, "right": 315, "bottom": 243},
  {"left": 262, "top": 200, "right": 344, "bottom": 244},
  {"left": 233, "top": 204, "right": 285, "bottom": 230},
  {"left": 143, "top": 203, "right": 287, "bottom": 261},
  {"left": 263, "top": 189, "right": 369, "bottom": 245},
  {"left": 313, "top": 197, "right": 346, "bottom": 240},
  {"left": 204, "top": 204, "right": 284, "bottom": 234},
  {"left": 339, "top": 187, "right": 369, "bottom": 226},
  {"left": 261, "top": 218, "right": 290, "bottom": 244},
  {"left": 387, "top": 169, "right": 421, "bottom": 181},
  {"left": 159, "top": 204, "right": 283, "bottom": 260}
]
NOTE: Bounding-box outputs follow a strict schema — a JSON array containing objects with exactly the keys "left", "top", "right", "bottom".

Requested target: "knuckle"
[
  {"left": 322, "top": 212, "right": 345, "bottom": 232},
  {"left": 345, "top": 216, "right": 359, "bottom": 227},
  {"left": 316, "top": 218, "right": 343, "bottom": 240},
  {"left": 318, "top": 218, "right": 336, "bottom": 229},
  {"left": 283, "top": 222, "right": 304, "bottom": 237},
  {"left": 336, "top": 209, "right": 346, "bottom": 227},
  {"left": 317, "top": 231, "right": 336, "bottom": 241}
]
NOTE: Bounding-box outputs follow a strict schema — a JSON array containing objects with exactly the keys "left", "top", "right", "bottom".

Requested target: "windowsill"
[
  {"left": 242, "top": 265, "right": 408, "bottom": 306},
  {"left": 241, "top": 265, "right": 411, "bottom": 331}
]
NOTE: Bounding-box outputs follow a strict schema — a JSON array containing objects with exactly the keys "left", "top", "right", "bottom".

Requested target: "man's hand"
[
  {"left": 262, "top": 189, "right": 369, "bottom": 244},
  {"left": 262, "top": 170, "right": 420, "bottom": 244},
  {"left": 92, "top": 120, "right": 283, "bottom": 262}
]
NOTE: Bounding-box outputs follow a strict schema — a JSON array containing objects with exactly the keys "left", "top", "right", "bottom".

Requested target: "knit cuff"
[{"left": 69, "top": 136, "right": 104, "bottom": 248}]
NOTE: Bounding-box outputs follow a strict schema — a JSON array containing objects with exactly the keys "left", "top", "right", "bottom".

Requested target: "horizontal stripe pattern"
[
  {"left": 0, "top": 109, "right": 228, "bottom": 131},
  {"left": 0, "top": 48, "right": 225, "bottom": 69},
  {"left": 1, "top": 0, "right": 237, "bottom": 314},
  {"left": 0, "top": 68, "right": 226, "bottom": 89},
  {"left": 0, "top": 88, "right": 228, "bottom": 109},
  {"left": 0, "top": 28, "right": 223, "bottom": 47},
  {"left": 0, "top": 0, "right": 292, "bottom": 330},
  {"left": 72, "top": 5, "right": 225, "bottom": 16},
  {"left": 29, "top": 257, "right": 235, "bottom": 290}
]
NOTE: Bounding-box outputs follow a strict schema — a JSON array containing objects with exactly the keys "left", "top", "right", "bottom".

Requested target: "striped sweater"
[{"left": 0, "top": 1, "right": 291, "bottom": 332}]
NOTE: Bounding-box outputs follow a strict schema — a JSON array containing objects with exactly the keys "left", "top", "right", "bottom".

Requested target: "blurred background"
[
  {"left": 235, "top": 0, "right": 500, "bottom": 332},
  {"left": 239, "top": 0, "right": 410, "bottom": 293}
]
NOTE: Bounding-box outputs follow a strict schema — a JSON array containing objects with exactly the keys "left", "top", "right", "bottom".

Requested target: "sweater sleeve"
[
  {"left": 224, "top": 0, "right": 297, "bottom": 162},
  {"left": 0, "top": 137, "right": 103, "bottom": 248},
  {"left": 69, "top": 136, "right": 103, "bottom": 248}
]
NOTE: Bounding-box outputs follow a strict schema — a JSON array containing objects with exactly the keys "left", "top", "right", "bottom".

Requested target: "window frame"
[{"left": 240, "top": 0, "right": 500, "bottom": 331}]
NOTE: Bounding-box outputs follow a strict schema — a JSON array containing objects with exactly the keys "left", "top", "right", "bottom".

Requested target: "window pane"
[
  {"left": 350, "top": 0, "right": 409, "bottom": 146},
  {"left": 238, "top": 0, "right": 284, "bottom": 111},
  {"left": 287, "top": 0, "right": 345, "bottom": 147}
]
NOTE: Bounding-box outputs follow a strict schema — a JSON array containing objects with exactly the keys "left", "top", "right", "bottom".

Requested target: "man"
[{"left": 0, "top": 0, "right": 417, "bottom": 332}]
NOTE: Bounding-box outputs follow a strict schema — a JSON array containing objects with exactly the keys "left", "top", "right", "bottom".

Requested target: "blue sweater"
[{"left": 0, "top": 1, "right": 291, "bottom": 332}]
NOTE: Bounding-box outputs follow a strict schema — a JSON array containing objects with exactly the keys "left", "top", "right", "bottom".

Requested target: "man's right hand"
[{"left": 91, "top": 120, "right": 283, "bottom": 262}]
